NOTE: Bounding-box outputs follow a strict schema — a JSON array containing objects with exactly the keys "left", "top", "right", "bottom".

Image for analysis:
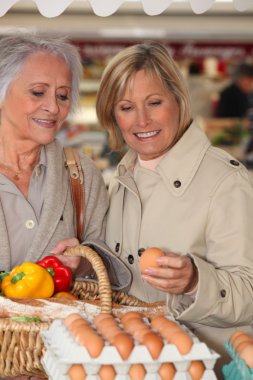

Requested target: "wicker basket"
[{"left": 0, "top": 245, "right": 147, "bottom": 378}]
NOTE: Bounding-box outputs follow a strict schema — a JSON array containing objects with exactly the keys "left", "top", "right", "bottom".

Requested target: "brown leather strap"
[{"left": 64, "top": 147, "right": 85, "bottom": 241}]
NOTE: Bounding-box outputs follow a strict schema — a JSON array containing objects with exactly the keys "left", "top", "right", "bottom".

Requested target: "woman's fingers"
[
  {"left": 141, "top": 253, "right": 198, "bottom": 294},
  {"left": 50, "top": 237, "right": 79, "bottom": 254},
  {"left": 50, "top": 237, "right": 80, "bottom": 271}
]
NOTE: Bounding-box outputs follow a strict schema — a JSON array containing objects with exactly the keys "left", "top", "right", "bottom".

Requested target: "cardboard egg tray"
[
  {"left": 222, "top": 340, "right": 253, "bottom": 380},
  {"left": 41, "top": 317, "right": 220, "bottom": 380}
]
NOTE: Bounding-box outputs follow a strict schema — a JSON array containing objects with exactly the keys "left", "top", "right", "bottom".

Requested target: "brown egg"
[
  {"left": 188, "top": 360, "right": 205, "bottom": 380},
  {"left": 64, "top": 313, "right": 83, "bottom": 328},
  {"left": 101, "top": 325, "right": 122, "bottom": 342},
  {"left": 229, "top": 330, "right": 247, "bottom": 346},
  {"left": 80, "top": 331, "right": 105, "bottom": 358},
  {"left": 129, "top": 364, "right": 146, "bottom": 380},
  {"left": 99, "top": 365, "right": 116, "bottom": 380},
  {"left": 158, "top": 363, "right": 176, "bottom": 380},
  {"left": 93, "top": 313, "right": 113, "bottom": 324},
  {"left": 236, "top": 340, "right": 253, "bottom": 355},
  {"left": 151, "top": 316, "right": 179, "bottom": 332},
  {"left": 139, "top": 247, "right": 165, "bottom": 273},
  {"left": 140, "top": 331, "right": 164, "bottom": 359},
  {"left": 112, "top": 332, "right": 135, "bottom": 360},
  {"left": 120, "top": 311, "right": 144, "bottom": 324},
  {"left": 169, "top": 330, "right": 193, "bottom": 355},
  {"left": 67, "top": 364, "right": 86, "bottom": 380},
  {"left": 123, "top": 318, "right": 148, "bottom": 335},
  {"left": 239, "top": 342, "right": 253, "bottom": 368},
  {"left": 94, "top": 314, "right": 117, "bottom": 327},
  {"left": 160, "top": 326, "right": 182, "bottom": 342},
  {"left": 131, "top": 325, "right": 151, "bottom": 341},
  {"left": 232, "top": 333, "right": 252, "bottom": 351},
  {"left": 68, "top": 320, "right": 91, "bottom": 336},
  {"left": 95, "top": 318, "right": 119, "bottom": 336},
  {"left": 122, "top": 316, "right": 144, "bottom": 326},
  {"left": 152, "top": 318, "right": 182, "bottom": 341}
]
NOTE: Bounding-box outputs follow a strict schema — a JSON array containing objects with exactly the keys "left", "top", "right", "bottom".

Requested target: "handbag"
[{"left": 64, "top": 147, "right": 85, "bottom": 241}]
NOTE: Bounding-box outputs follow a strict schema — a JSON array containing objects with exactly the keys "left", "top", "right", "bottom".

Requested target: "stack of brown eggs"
[{"left": 41, "top": 310, "right": 220, "bottom": 379}]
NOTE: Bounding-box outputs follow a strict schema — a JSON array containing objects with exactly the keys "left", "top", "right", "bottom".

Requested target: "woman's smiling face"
[
  {"left": 0, "top": 52, "right": 72, "bottom": 146},
  {"left": 114, "top": 69, "right": 180, "bottom": 160}
]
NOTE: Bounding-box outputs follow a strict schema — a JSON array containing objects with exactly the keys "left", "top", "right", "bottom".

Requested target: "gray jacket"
[{"left": 0, "top": 139, "right": 131, "bottom": 291}]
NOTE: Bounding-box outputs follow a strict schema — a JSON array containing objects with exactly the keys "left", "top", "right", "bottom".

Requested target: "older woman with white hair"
[{"left": 0, "top": 31, "right": 131, "bottom": 377}]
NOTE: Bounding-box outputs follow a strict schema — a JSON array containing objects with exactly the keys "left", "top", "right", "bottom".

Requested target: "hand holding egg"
[{"left": 139, "top": 247, "right": 198, "bottom": 295}]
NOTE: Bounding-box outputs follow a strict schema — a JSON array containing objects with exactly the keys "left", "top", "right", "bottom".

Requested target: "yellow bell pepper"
[{"left": 1, "top": 262, "right": 54, "bottom": 298}]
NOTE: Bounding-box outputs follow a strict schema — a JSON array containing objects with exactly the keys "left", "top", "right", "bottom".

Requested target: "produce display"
[
  {"left": 41, "top": 311, "right": 220, "bottom": 380},
  {"left": 0, "top": 256, "right": 72, "bottom": 299},
  {"left": 222, "top": 331, "right": 253, "bottom": 380}
]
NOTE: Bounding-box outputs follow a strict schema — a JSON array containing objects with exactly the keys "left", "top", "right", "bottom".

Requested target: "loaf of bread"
[
  {"left": 0, "top": 296, "right": 166, "bottom": 322},
  {"left": 0, "top": 296, "right": 101, "bottom": 322}
]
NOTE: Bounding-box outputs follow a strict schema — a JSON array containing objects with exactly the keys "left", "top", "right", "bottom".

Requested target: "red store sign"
[{"left": 73, "top": 40, "right": 253, "bottom": 61}]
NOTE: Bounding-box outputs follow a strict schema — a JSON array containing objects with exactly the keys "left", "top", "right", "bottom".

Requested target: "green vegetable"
[{"left": 9, "top": 316, "right": 41, "bottom": 323}]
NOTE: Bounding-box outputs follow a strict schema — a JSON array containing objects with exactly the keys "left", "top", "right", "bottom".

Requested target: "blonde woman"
[{"left": 96, "top": 41, "right": 253, "bottom": 377}]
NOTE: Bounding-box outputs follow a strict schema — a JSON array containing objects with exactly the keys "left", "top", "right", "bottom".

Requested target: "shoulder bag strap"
[{"left": 64, "top": 147, "right": 85, "bottom": 241}]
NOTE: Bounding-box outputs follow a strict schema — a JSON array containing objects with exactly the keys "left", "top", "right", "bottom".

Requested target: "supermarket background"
[{"left": 1, "top": 0, "right": 253, "bottom": 183}]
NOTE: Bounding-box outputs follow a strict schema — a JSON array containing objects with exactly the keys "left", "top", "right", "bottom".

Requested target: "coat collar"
[{"left": 115, "top": 122, "right": 211, "bottom": 196}]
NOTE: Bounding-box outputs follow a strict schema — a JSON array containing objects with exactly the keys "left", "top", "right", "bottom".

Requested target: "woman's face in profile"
[
  {"left": 114, "top": 69, "right": 180, "bottom": 160},
  {"left": 1, "top": 52, "right": 72, "bottom": 146}
]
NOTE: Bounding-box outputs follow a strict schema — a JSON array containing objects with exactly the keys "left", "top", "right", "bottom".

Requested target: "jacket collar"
[{"left": 115, "top": 122, "right": 211, "bottom": 196}]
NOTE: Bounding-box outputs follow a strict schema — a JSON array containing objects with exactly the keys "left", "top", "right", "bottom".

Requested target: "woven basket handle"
[{"left": 64, "top": 244, "right": 112, "bottom": 313}]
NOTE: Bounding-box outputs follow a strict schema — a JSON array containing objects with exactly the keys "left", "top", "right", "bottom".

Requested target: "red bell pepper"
[{"left": 36, "top": 256, "right": 72, "bottom": 293}]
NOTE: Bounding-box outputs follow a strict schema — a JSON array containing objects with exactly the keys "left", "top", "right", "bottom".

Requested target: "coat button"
[
  {"left": 230, "top": 160, "right": 239, "bottom": 166},
  {"left": 128, "top": 255, "right": 134, "bottom": 264},
  {"left": 220, "top": 289, "right": 226, "bottom": 298},
  {"left": 138, "top": 248, "right": 145, "bottom": 257},
  {"left": 115, "top": 243, "right": 120, "bottom": 252},
  {"left": 25, "top": 220, "right": 35, "bottom": 229},
  {"left": 174, "top": 180, "right": 181, "bottom": 188}
]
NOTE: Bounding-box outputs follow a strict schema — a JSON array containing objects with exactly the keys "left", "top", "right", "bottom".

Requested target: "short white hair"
[{"left": 0, "top": 32, "right": 83, "bottom": 113}]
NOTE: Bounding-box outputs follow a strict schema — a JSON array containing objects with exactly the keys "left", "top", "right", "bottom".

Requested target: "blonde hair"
[{"left": 96, "top": 41, "right": 192, "bottom": 151}]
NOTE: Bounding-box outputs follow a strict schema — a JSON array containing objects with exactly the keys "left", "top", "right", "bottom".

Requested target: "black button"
[
  {"left": 174, "top": 180, "right": 181, "bottom": 188},
  {"left": 230, "top": 160, "right": 239, "bottom": 166},
  {"left": 128, "top": 255, "right": 134, "bottom": 264},
  {"left": 115, "top": 243, "right": 120, "bottom": 252},
  {"left": 138, "top": 248, "right": 145, "bottom": 257},
  {"left": 220, "top": 289, "right": 226, "bottom": 298}
]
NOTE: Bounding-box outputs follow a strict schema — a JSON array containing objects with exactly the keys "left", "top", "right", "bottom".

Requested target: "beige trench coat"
[{"left": 105, "top": 122, "right": 253, "bottom": 376}]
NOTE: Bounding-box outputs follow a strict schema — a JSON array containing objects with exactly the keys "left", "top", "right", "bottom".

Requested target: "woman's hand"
[
  {"left": 141, "top": 252, "right": 198, "bottom": 295},
  {"left": 50, "top": 237, "right": 94, "bottom": 276},
  {"left": 50, "top": 237, "right": 81, "bottom": 272}
]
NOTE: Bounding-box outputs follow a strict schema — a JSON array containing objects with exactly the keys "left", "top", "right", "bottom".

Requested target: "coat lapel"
[
  {"left": 25, "top": 140, "right": 69, "bottom": 262},
  {"left": 0, "top": 203, "right": 11, "bottom": 270}
]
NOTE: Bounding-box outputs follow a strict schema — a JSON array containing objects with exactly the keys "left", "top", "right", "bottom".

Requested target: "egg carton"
[
  {"left": 41, "top": 318, "right": 219, "bottom": 379},
  {"left": 222, "top": 340, "right": 253, "bottom": 380},
  {"left": 42, "top": 348, "right": 218, "bottom": 380}
]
